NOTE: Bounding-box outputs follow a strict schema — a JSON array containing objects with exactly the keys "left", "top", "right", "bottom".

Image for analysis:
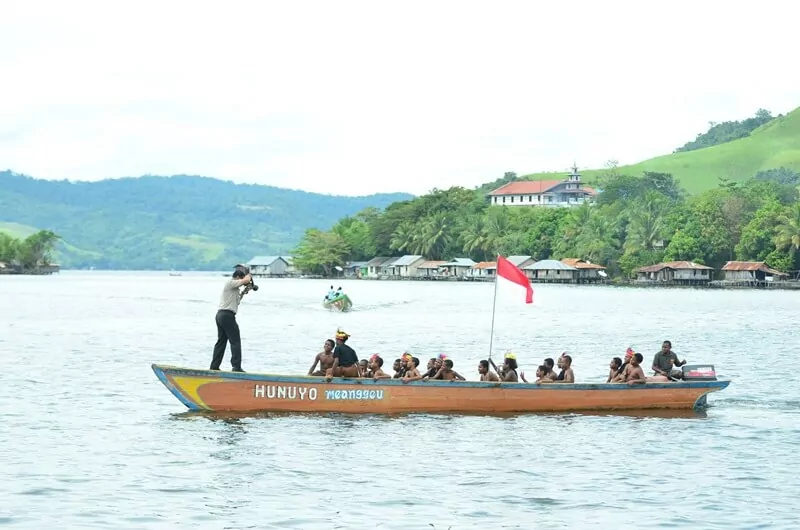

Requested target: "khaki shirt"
[{"left": 218, "top": 279, "right": 248, "bottom": 313}]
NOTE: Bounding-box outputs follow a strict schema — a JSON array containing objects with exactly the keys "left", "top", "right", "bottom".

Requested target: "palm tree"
[
  {"left": 625, "top": 192, "right": 667, "bottom": 252},
  {"left": 774, "top": 203, "right": 800, "bottom": 251},
  {"left": 574, "top": 214, "right": 621, "bottom": 264},
  {"left": 416, "top": 212, "right": 452, "bottom": 259},
  {"left": 483, "top": 210, "right": 510, "bottom": 257},
  {"left": 389, "top": 222, "right": 416, "bottom": 253},
  {"left": 460, "top": 216, "right": 488, "bottom": 260}
]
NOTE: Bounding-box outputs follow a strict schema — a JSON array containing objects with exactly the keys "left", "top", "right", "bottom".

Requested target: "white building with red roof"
[{"left": 487, "top": 165, "right": 597, "bottom": 207}]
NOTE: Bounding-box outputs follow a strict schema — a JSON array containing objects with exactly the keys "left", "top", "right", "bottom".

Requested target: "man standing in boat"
[
  {"left": 209, "top": 265, "right": 252, "bottom": 372},
  {"left": 652, "top": 340, "right": 686, "bottom": 379}
]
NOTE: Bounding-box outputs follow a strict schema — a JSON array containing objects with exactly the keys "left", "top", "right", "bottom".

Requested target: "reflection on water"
[{"left": 1, "top": 274, "right": 798, "bottom": 529}]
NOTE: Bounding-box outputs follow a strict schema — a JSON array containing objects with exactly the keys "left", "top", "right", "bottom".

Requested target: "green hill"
[
  {"left": 0, "top": 172, "right": 413, "bottom": 270},
  {"left": 519, "top": 106, "right": 800, "bottom": 194}
]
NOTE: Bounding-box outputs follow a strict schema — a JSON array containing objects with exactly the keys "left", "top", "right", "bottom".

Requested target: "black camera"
[{"left": 233, "top": 264, "right": 259, "bottom": 291}]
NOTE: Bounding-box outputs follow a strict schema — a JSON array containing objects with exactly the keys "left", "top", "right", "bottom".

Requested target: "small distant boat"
[
  {"left": 151, "top": 364, "right": 730, "bottom": 414},
  {"left": 323, "top": 293, "right": 352, "bottom": 312}
]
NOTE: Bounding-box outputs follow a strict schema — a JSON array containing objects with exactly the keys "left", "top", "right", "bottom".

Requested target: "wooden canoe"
[{"left": 151, "top": 364, "right": 730, "bottom": 414}]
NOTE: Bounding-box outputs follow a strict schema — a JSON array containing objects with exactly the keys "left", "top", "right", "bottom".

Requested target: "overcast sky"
[{"left": 1, "top": 1, "right": 798, "bottom": 196}]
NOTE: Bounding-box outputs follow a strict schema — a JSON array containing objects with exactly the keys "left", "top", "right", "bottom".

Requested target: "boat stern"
[{"left": 692, "top": 378, "right": 731, "bottom": 409}]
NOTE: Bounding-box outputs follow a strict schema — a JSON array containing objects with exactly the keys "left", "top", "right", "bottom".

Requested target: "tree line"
[
  {"left": 292, "top": 167, "right": 800, "bottom": 277},
  {"left": 674, "top": 109, "right": 777, "bottom": 153},
  {"left": 0, "top": 230, "right": 61, "bottom": 272}
]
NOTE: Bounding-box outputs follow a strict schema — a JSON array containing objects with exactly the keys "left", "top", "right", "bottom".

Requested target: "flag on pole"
[{"left": 496, "top": 255, "right": 534, "bottom": 304}]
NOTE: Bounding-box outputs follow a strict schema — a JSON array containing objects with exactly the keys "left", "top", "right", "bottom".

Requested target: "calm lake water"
[{"left": 1, "top": 272, "right": 799, "bottom": 529}]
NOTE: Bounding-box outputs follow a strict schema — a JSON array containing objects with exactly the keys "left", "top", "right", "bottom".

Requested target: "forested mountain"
[{"left": 0, "top": 171, "right": 412, "bottom": 269}]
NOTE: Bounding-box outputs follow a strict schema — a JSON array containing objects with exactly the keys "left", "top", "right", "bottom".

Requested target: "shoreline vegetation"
[
  {"left": 0, "top": 230, "right": 61, "bottom": 275},
  {"left": 290, "top": 167, "right": 800, "bottom": 288}
]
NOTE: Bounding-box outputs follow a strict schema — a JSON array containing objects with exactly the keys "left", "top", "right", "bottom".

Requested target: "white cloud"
[{"left": 1, "top": 0, "right": 798, "bottom": 196}]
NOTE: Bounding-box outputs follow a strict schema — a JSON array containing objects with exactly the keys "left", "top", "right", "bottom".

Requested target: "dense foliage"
[
  {"left": 674, "top": 109, "right": 776, "bottom": 153},
  {"left": 0, "top": 171, "right": 412, "bottom": 270},
  {"left": 0, "top": 230, "right": 61, "bottom": 271},
  {"left": 293, "top": 169, "right": 800, "bottom": 277}
]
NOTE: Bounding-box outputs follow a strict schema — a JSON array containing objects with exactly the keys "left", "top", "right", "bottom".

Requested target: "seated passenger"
[
  {"left": 478, "top": 360, "right": 500, "bottom": 382},
  {"left": 325, "top": 285, "right": 336, "bottom": 301},
  {"left": 308, "top": 339, "right": 335, "bottom": 376},
  {"left": 392, "top": 358, "right": 405, "bottom": 378},
  {"left": 553, "top": 354, "right": 568, "bottom": 381},
  {"left": 326, "top": 329, "right": 360, "bottom": 378},
  {"left": 611, "top": 349, "right": 634, "bottom": 383},
  {"left": 370, "top": 355, "right": 391, "bottom": 379},
  {"left": 620, "top": 353, "right": 647, "bottom": 385},
  {"left": 423, "top": 358, "right": 438, "bottom": 378},
  {"left": 554, "top": 355, "right": 574, "bottom": 383},
  {"left": 432, "top": 359, "right": 466, "bottom": 381},
  {"left": 520, "top": 365, "right": 548, "bottom": 383},
  {"left": 652, "top": 340, "right": 686, "bottom": 380},
  {"left": 542, "top": 358, "right": 557, "bottom": 381},
  {"left": 402, "top": 356, "right": 422, "bottom": 383},
  {"left": 607, "top": 357, "right": 623, "bottom": 383},
  {"left": 358, "top": 359, "right": 370, "bottom": 378},
  {"left": 501, "top": 352, "right": 519, "bottom": 382}
]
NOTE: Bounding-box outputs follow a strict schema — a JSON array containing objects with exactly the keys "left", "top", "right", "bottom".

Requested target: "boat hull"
[{"left": 152, "top": 364, "right": 730, "bottom": 414}]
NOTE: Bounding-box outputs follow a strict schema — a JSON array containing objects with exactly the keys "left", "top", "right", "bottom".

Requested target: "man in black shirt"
[{"left": 327, "top": 329, "right": 360, "bottom": 378}]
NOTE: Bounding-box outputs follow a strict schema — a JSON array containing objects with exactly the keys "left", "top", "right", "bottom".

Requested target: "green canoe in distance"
[{"left": 323, "top": 294, "right": 353, "bottom": 312}]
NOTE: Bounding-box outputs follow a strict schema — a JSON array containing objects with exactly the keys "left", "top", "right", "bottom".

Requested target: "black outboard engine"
[{"left": 681, "top": 364, "right": 717, "bottom": 381}]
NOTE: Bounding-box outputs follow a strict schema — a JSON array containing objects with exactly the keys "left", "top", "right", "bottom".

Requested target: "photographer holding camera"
[{"left": 209, "top": 264, "right": 258, "bottom": 372}]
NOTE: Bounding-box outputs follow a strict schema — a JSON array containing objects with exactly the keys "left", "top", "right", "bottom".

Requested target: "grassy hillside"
[
  {"left": 520, "top": 106, "right": 800, "bottom": 193},
  {"left": 0, "top": 172, "right": 413, "bottom": 270}
]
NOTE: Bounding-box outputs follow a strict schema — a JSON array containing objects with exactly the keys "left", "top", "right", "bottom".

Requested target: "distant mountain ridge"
[{"left": 0, "top": 171, "right": 413, "bottom": 269}]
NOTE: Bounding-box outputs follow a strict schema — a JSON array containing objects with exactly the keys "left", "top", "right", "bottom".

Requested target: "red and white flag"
[{"left": 496, "top": 255, "right": 534, "bottom": 304}]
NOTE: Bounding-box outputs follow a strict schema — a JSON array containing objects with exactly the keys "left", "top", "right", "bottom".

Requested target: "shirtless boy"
[
  {"left": 478, "top": 360, "right": 500, "bottom": 382},
  {"left": 307, "top": 339, "right": 335, "bottom": 376},
  {"left": 619, "top": 353, "right": 647, "bottom": 385},
  {"left": 401, "top": 356, "right": 422, "bottom": 383},
  {"left": 433, "top": 359, "right": 466, "bottom": 381},
  {"left": 370, "top": 355, "right": 391, "bottom": 380}
]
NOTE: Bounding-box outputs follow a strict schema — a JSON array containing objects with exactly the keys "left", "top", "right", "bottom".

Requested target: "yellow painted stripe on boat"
[{"left": 171, "top": 376, "right": 219, "bottom": 410}]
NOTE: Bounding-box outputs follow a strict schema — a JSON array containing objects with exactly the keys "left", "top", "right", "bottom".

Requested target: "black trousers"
[{"left": 210, "top": 310, "right": 242, "bottom": 370}]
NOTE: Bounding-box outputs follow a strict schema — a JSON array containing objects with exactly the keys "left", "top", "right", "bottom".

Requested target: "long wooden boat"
[
  {"left": 151, "top": 364, "right": 730, "bottom": 414},
  {"left": 322, "top": 294, "right": 352, "bottom": 311}
]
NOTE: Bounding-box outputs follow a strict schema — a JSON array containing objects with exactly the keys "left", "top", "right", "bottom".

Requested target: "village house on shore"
[
  {"left": 633, "top": 260, "right": 797, "bottom": 288},
  {"left": 329, "top": 254, "right": 610, "bottom": 284},
  {"left": 244, "top": 253, "right": 797, "bottom": 289},
  {"left": 0, "top": 261, "right": 60, "bottom": 275}
]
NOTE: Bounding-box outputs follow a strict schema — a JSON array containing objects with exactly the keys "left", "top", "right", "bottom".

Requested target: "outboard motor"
[{"left": 682, "top": 364, "right": 717, "bottom": 381}]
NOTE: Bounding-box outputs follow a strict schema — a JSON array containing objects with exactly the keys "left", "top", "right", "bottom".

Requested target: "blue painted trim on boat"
[
  {"left": 150, "top": 364, "right": 731, "bottom": 392},
  {"left": 151, "top": 364, "right": 202, "bottom": 411}
]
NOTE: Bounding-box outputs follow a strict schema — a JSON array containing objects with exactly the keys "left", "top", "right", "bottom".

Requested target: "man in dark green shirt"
[{"left": 652, "top": 340, "right": 686, "bottom": 379}]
